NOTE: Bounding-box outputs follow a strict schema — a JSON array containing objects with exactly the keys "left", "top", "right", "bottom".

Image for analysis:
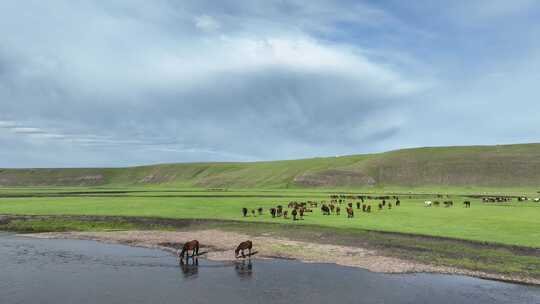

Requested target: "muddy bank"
[{"left": 24, "top": 229, "right": 540, "bottom": 285}]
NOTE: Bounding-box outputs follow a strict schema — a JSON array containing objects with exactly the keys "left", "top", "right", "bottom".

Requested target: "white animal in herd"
[{"left": 424, "top": 201, "right": 432, "bottom": 207}]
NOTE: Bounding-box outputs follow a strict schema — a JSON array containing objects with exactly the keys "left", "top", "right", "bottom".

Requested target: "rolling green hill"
[{"left": 2, "top": 143, "right": 540, "bottom": 189}]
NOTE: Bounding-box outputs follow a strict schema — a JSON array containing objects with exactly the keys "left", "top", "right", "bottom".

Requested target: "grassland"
[{"left": 1, "top": 188, "right": 539, "bottom": 247}]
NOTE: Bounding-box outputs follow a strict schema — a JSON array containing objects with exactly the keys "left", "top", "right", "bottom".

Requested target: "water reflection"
[
  {"left": 179, "top": 257, "right": 199, "bottom": 279},
  {"left": 234, "top": 259, "right": 253, "bottom": 279}
]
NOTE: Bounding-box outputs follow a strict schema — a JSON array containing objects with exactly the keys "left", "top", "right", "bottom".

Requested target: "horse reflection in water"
[
  {"left": 179, "top": 257, "right": 199, "bottom": 279},
  {"left": 234, "top": 259, "right": 253, "bottom": 279}
]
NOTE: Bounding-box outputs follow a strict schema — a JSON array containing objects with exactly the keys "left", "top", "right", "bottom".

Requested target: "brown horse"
[
  {"left": 346, "top": 207, "right": 354, "bottom": 218},
  {"left": 178, "top": 240, "right": 199, "bottom": 262},
  {"left": 235, "top": 240, "right": 253, "bottom": 258}
]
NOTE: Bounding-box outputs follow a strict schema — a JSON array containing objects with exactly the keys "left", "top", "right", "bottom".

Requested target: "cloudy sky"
[{"left": 1, "top": 1, "right": 540, "bottom": 167}]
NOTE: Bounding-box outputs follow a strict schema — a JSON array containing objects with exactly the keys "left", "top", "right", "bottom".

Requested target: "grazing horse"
[
  {"left": 242, "top": 208, "right": 248, "bottom": 217},
  {"left": 463, "top": 201, "right": 471, "bottom": 208},
  {"left": 277, "top": 205, "right": 283, "bottom": 217},
  {"left": 346, "top": 207, "right": 354, "bottom": 218},
  {"left": 178, "top": 240, "right": 199, "bottom": 262},
  {"left": 321, "top": 204, "right": 330, "bottom": 215},
  {"left": 235, "top": 240, "right": 253, "bottom": 258}
]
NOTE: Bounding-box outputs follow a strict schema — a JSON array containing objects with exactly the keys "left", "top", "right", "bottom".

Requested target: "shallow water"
[{"left": 0, "top": 233, "right": 538, "bottom": 304}]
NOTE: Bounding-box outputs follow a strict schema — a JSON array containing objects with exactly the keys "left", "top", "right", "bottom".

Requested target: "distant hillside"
[{"left": 2, "top": 143, "right": 540, "bottom": 188}]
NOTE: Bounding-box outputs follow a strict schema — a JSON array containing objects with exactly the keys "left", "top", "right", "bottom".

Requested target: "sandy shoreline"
[{"left": 23, "top": 229, "right": 540, "bottom": 285}]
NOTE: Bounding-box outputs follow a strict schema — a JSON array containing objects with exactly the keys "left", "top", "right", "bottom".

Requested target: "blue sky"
[{"left": 1, "top": 0, "right": 540, "bottom": 167}]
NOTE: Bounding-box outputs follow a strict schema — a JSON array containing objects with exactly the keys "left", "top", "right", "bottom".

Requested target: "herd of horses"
[
  {"left": 240, "top": 193, "right": 539, "bottom": 223},
  {"left": 241, "top": 194, "right": 403, "bottom": 221}
]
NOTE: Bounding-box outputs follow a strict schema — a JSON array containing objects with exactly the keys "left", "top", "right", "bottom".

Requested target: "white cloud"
[{"left": 194, "top": 15, "right": 221, "bottom": 32}]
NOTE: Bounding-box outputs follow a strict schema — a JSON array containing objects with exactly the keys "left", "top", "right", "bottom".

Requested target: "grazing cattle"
[
  {"left": 242, "top": 208, "right": 248, "bottom": 217},
  {"left": 178, "top": 240, "right": 199, "bottom": 263},
  {"left": 356, "top": 202, "right": 361, "bottom": 209},
  {"left": 367, "top": 205, "right": 371, "bottom": 213},
  {"left": 444, "top": 201, "right": 453, "bottom": 207},
  {"left": 348, "top": 202, "right": 353, "bottom": 208},
  {"left": 382, "top": 200, "right": 386, "bottom": 207},
  {"left": 283, "top": 210, "right": 289, "bottom": 219},
  {"left": 270, "top": 208, "right": 276, "bottom": 218},
  {"left": 534, "top": 198, "right": 540, "bottom": 202},
  {"left": 251, "top": 209, "right": 256, "bottom": 217},
  {"left": 396, "top": 199, "right": 400, "bottom": 206},
  {"left": 388, "top": 203, "right": 392, "bottom": 210},
  {"left": 336, "top": 206, "right": 341, "bottom": 216},
  {"left": 378, "top": 203, "right": 383, "bottom": 211},
  {"left": 434, "top": 201, "right": 440, "bottom": 207},
  {"left": 292, "top": 209, "right": 298, "bottom": 221},
  {"left": 299, "top": 208, "right": 304, "bottom": 219},
  {"left": 346, "top": 207, "right": 354, "bottom": 218},
  {"left": 463, "top": 201, "right": 471, "bottom": 208},
  {"left": 258, "top": 207, "right": 263, "bottom": 215},
  {"left": 362, "top": 204, "right": 366, "bottom": 212},
  {"left": 235, "top": 241, "right": 253, "bottom": 258},
  {"left": 330, "top": 204, "right": 335, "bottom": 213},
  {"left": 424, "top": 201, "right": 432, "bottom": 207}
]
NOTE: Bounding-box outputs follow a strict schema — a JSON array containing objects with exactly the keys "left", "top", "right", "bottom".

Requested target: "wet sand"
[{"left": 24, "top": 229, "right": 540, "bottom": 285}]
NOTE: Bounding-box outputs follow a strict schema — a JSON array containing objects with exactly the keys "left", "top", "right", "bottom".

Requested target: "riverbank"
[
  {"left": 22, "top": 229, "right": 539, "bottom": 285},
  {"left": 2, "top": 214, "right": 539, "bottom": 285}
]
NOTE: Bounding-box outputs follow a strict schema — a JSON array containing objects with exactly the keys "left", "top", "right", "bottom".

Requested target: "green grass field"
[{"left": 1, "top": 187, "right": 539, "bottom": 248}]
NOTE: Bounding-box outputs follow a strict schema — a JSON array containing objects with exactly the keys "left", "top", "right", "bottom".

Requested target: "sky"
[{"left": 1, "top": 0, "right": 540, "bottom": 168}]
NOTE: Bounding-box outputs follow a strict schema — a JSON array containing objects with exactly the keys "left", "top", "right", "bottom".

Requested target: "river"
[{"left": 0, "top": 233, "right": 538, "bottom": 304}]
